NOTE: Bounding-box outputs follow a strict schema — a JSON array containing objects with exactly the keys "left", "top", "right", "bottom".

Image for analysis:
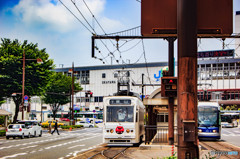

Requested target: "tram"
[
  {"left": 198, "top": 102, "right": 221, "bottom": 140},
  {"left": 103, "top": 94, "right": 145, "bottom": 146}
]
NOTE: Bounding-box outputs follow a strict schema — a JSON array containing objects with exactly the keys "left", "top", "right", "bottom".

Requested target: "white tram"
[{"left": 103, "top": 96, "right": 145, "bottom": 146}]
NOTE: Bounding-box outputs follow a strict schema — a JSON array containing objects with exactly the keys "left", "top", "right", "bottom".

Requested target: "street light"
[{"left": 21, "top": 49, "right": 43, "bottom": 120}]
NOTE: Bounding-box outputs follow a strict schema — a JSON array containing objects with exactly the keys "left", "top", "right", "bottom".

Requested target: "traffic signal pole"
[
  {"left": 167, "top": 38, "right": 176, "bottom": 145},
  {"left": 177, "top": 0, "right": 199, "bottom": 158}
]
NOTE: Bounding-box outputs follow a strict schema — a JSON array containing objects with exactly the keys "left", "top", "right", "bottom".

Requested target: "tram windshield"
[
  {"left": 198, "top": 106, "right": 218, "bottom": 127},
  {"left": 106, "top": 106, "right": 134, "bottom": 122}
]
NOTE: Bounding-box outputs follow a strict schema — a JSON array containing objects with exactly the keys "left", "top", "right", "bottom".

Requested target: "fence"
[{"left": 145, "top": 125, "right": 178, "bottom": 144}]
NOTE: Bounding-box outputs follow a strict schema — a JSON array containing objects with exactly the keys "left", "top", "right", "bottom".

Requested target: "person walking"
[
  {"left": 48, "top": 122, "right": 51, "bottom": 134},
  {"left": 51, "top": 120, "right": 60, "bottom": 135}
]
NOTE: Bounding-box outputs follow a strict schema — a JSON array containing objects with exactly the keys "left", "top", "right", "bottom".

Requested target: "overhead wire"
[
  {"left": 141, "top": 39, "right": 152, "bottom": 86},
  {"left": 59, "top": 0, "right": 93, "bottom": 34}
]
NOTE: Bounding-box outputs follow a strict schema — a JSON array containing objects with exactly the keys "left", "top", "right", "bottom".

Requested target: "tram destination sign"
[{"left": 197, "top": 50, "right": 234, "bottom": 58}]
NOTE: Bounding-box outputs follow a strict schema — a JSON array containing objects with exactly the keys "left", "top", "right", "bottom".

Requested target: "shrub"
[
  {"left": 0, "top": 130, "right": 6, "bottom": 136},
  {"left": 42, "top": 125, "right": 49, "bottom": 128}
]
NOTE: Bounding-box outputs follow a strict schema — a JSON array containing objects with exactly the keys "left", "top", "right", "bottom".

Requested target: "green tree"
[
  {"left": 230, "top": 105, "right": 237, "bottom": 110},
  {"left": 43, "top": 72, "right": 82, "bottom": 120},
  {"left": 0, "top": 38, "right": 54, "bottom": 123},
  {"left": 225, "top": 106, "right": 231, "bottom": 110}
]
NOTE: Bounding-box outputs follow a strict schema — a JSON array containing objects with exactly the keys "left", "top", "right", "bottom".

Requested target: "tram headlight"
[
  {"left": 213, "top": 130, "right": 217, "bottom": 133},
  {"left": 131, "top": 130, "right": 134, "bottom": 133},
  {"left": 106, "top": 130, "right": 109, "bottom": 133},
  {"left": 198, "top": 129, "right": 202, "bottom": 133},
  {"left": 126, "top": 129, "right": 130, "bottom": 133},
  {"left": 110, "top": 129, "right": 114, "bottom": 133}
]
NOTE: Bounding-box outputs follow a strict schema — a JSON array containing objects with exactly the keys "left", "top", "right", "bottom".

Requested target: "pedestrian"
[
  {"left": 51, "top": 120, "right": 60, "bottom": 135},
  {"left": 48, "top": 122, "right": 51, "bottom": 134}
]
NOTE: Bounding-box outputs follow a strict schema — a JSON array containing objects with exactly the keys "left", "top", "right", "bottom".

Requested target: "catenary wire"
[{"left": 59, "top": 0, "right": 93, "bottom": 34}]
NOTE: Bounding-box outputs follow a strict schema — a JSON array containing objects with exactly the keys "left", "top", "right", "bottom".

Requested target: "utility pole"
[
  {"left": 71, "top": 62, "right": 75, "bottom": 125},
  {"left": 21, "top": 50, "right": 25, "bottom": 120},
  {"left": 177, "top": 0, "right": 199, "bottom": 158}
]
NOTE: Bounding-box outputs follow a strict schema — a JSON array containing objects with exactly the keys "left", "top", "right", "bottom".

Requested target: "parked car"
[
  {"left": 76, "top": 121, "right": 94, "bottom": 128},
  {"left": 59, "top": 118, "right": 70, "bottom": 122},
  {"left": 41, "top": 120, "right": 65, "bottom": 127},
  {"left": 6, "top": 124, "right": 31, "bottom": 139},
  {"left": 17, "top": 120, "right": 42, "bottom": 137}
]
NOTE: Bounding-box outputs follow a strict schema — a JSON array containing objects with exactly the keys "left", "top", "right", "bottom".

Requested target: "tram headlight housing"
[
  {"left": 106, "top": 130, "right": 109, "bottom": 133},
  {"left": 198, "top": 129, "right": 202, "bottom": 133},
  {"left": 126, "top": 129, "right": 130, "bottom": 133},
  {"left": 131, "top": 130, "right": 134, "bottom": 133},
  {"left": 110, "top": 129, "right": 114, "bottom": 133},
  {"left": 213, "top": 130, "right": 217, "bottom": 133}
]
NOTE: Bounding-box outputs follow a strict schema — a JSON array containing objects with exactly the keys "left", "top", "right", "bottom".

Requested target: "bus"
[
  {"left": 198, "top": 102, "right": 221, "bottom": 140},
  {"left": 221, "top": 113, "right": 239, "bottom": 128},
  {"left": 47, "top": 111, "right": 103, "bottom": 123}
]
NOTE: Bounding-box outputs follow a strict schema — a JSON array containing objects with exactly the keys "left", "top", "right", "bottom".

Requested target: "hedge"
[{"left": 0, "top": 130, "right": 6, "bottom": 136}]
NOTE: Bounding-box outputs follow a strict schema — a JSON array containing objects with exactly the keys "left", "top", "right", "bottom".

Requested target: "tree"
[
  {"left": 225, "top": 106, "right": 231, "bottom": 110},
  {"left": 43, "top": 72, "right": 82, "bottom": 120},
  {"left": 0, "top": 38, "right": 54, "bottom": 123}
]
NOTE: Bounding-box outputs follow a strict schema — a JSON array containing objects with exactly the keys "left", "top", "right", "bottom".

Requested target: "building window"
[
  {"left": 99, "top": 97, "right": 103, "bottom": 102},
  {"left": 102, "top": 73, "right": 106, "bottom": 78}
]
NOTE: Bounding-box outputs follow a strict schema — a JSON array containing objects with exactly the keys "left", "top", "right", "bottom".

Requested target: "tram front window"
[
  {"left": 198, "top": 107, "right": 218, "bottom": 127},
  {"left": 107, "top": 106, "right": 134, "bottom": 122}
]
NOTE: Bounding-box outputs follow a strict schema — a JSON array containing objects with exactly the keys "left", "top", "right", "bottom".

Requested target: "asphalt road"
[
  {"left": 221, "top": 126, "right": 240, "bottom": 147},
  {"left": 0, "top": 127, "right": 103, "bottom": 159}
]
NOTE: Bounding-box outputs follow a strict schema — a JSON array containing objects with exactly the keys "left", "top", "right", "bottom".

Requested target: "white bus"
[{"left": 221, "top": 113, "right": 239, "bottom": 128}]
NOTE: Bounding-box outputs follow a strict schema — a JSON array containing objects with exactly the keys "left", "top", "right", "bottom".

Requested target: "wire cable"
[
  {"left": 59, "top": 0, "right": 93, "bottom": 34},
  {"left": 141, "top": 39, "right": 152, "bottom": 85}
]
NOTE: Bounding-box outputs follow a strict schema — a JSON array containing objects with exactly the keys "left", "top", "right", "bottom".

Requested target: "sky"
[{"left": 0, "top": 0, "right": 240, "bottom": 68}]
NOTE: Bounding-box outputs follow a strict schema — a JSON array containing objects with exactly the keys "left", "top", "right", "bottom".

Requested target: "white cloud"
[{"left": 11, "top": 0, "right": 108, "bottom": 33}]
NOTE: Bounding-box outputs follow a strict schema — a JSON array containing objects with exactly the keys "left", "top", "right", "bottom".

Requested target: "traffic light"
[
  {"left": 161, "top": 77, "right": 177, "bottom": 97},
  {"left": 90, "top": 92, "right": 93, "bottom": 97}
]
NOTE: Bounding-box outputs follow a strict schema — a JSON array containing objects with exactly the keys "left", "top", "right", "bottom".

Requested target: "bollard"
[
  {"left": 172, "top": 144, "right": 174, "bottom": 156},
  {"left": 69, "top": 127, "right": 72, "bottom": 131}
]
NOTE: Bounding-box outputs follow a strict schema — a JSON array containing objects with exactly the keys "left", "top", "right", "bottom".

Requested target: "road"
[
  {"left": 0, "top": 127, "right": 103, "bottom": 159},
  {"left": 221, "top": 127, "right": 240, "bottom": 147}
]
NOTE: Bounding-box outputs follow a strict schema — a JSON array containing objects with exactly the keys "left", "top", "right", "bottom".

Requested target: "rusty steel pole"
[
  {"left": 21, "top": 49, "right": 25, "bottom": 120},
  {"left": 167, "top": 38, "right": 176, "bottom": 145},
  {"left": 177, "top": 0, "right": 199, "bottom": 158}
]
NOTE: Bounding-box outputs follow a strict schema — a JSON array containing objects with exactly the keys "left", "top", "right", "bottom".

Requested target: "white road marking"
[
  {"left": 0, "top": 153, "right": 27, "bottom": 159},
  {"left": 68, "top": 144, "right": 85, "bottom": 149},
  {"left": 20, "top": 145, "right": 38, "bottom": 149}
]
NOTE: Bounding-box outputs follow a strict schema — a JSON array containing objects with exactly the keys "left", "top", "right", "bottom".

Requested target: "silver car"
[
  {"left": 76, "top": 121, "right": 94, "bottom": 128},
  {"left": 18, "top": 120, "right": 42, "bottom": 137},
  {"left": 6, "top": 124, "right": 31, "bottom": 139}
]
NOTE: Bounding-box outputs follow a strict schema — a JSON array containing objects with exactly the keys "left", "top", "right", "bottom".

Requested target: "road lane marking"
[
  {"left": 0, "top": 153, "right": 27, "bottom": 159},
  {"left": 68, "top": 144, "right": 85, "bottom": 149},
  {"left": 20, "top": 145, "right": 38, "bottom": 149}
]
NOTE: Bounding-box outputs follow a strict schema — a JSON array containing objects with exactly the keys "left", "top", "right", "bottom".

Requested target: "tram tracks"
[
  {"left": 82, "top": 147, "right": 130, "bottom": 159},
  {"left": 200, "top": 141, "right": 240, "bottom": 159}
]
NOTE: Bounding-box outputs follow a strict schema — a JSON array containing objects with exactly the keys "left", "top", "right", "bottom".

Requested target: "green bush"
[
  {"left": 60, "top": 125, "right": 83, "bottom": 129},
  {"left": 41, "top": 125, "right": 49, "bottom": 128},
  {"left": 0, "top": 130, "right": 6, "bottom": 136}
]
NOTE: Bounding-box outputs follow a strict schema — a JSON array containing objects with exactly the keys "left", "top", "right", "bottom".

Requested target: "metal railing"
[{"left": 145, "top": 125, "right": 178, "bottom": 144}]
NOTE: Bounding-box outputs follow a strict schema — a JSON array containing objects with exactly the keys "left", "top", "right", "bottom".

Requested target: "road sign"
[{"left": 24, "top": 95, "right": 29, "bottom": 100}]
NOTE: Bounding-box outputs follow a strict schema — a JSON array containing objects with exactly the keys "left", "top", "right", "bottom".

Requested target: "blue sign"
[
  {"left": 24, "top": 95, "right": 29, "bottom": 100},
  {"left": 154, "top": 70, "right": 163, "bottom": 82},
  {"left": 93, "top": 115, "right": 96, "bottom": 118}
]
